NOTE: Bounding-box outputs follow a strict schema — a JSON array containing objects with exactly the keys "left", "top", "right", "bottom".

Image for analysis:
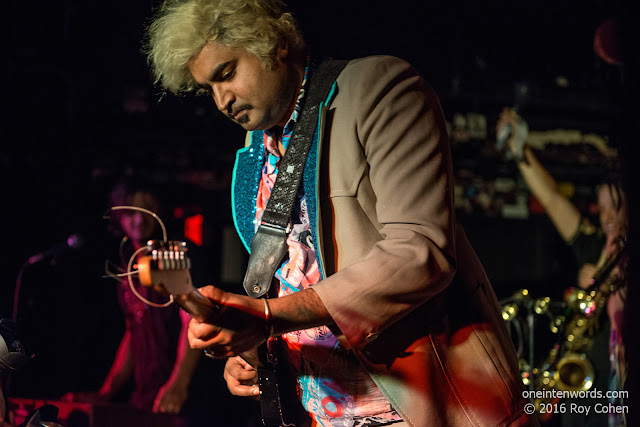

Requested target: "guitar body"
[
  {"left": 257, "top": 339, "right": 299, "bottom": 426},
  {"left": 256, "top": 288, "right": 306, "bottom": 427}
]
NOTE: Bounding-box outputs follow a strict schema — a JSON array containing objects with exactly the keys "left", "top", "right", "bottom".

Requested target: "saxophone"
[{"left": 533, "top": 240, "right": 625, "bottom": 407}]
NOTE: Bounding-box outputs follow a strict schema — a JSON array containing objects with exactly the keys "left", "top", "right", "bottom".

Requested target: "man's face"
[{"left": 188, "top": 41, "right": 298, "bottom": 131}]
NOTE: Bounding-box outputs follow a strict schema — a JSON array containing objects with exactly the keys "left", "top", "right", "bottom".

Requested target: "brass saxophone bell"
[{"left": 554, "top": 352, "right": 595, "bottom": 391}]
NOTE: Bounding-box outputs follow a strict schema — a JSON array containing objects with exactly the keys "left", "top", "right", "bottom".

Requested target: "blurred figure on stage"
[
  {"left": 63, "top": 175, "right": 251, "bottom": 426},
  {"left": 497, "top": 109, "right": 628, "bottom": 426}
]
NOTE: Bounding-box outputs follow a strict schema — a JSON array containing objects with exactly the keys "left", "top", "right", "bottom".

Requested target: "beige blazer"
[{"left": 308, "top": 56, "right": 534, "bottom": 426}]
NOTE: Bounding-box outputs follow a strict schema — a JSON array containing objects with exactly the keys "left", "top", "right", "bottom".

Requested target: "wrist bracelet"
[{"left": 263, "top": 298, "right": 275, "bottom": 339}]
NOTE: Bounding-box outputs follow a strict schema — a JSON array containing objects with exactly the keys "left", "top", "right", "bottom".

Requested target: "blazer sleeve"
[{"left": 311, "top": 56, "right": 458, "bottom": 352}]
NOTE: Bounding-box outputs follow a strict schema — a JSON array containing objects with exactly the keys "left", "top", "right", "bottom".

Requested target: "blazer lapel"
[{"left": 231, "top": 131, "right": 264, "bottom": 252}]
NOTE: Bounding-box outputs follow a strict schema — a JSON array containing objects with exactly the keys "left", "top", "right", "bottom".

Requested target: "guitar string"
[{"left": 104, "top": 205, "right": 174, "bottom": 308}]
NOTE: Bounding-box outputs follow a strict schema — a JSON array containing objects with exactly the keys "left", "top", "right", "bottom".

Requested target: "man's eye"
[{"left": 221, "top": 69, "right": 234, "bottom": 81}]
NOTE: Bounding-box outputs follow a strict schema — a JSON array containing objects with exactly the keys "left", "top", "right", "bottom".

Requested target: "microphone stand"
[{"left": 12, "top": 261, "right": 29, "bottom": 324}]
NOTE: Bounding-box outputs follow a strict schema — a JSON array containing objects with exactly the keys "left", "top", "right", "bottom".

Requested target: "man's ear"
[{"left": 276, "top": 40, "right": 289, "bottom": 61}]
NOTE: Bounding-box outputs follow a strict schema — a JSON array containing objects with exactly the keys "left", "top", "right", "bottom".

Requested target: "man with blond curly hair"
[{"left": 145, "top": 1, "right": 535, "bottom": 425}]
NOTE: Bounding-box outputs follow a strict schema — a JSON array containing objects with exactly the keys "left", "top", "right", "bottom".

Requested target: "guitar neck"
[{"left": 172, "top": 289, "right": 219, "bottom": 323}]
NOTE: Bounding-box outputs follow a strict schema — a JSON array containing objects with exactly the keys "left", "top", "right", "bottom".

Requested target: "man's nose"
[{"left": 212, "top": 84, "right": 232, "bottom": 112}]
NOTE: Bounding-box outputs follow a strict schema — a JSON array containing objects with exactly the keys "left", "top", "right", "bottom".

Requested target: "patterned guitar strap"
[{"left": 243, "top": 59, "right": 348, "bottom": 299}]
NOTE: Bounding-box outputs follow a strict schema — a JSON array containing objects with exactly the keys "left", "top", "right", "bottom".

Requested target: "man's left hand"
[{"left": 187, "top": 286, "right": 268, "bottom": 358}]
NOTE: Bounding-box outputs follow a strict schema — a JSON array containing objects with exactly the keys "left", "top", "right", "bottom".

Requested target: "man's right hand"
[
  {"left": 496, "top": 108, "right": 528, "bottom": 161},
  {"left": 223, "top": 354, "right": 260, "bottom": 398}
]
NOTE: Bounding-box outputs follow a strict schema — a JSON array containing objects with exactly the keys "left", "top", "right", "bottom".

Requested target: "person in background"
[
  {"left": 144, "top": 0, "right": 534, "bottom": 425},
  {"left": 63, "top": 175, "right": 241, "bottom": 426},
  {"left": 497, "top": 108, "right": 628, "bottom": 426}
]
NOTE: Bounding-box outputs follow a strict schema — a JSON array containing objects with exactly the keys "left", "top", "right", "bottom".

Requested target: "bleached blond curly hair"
[{"left": 145, "top": 0, "right": 304, "bottom": 94}]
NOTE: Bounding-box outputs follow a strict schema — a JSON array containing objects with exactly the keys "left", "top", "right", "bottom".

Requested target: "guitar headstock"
[
  {"left": 137, "top": 240, "right": 194, "bottom": 296},
  {"left": 137, "top": 240, "right": 218, "bottom": 322}
]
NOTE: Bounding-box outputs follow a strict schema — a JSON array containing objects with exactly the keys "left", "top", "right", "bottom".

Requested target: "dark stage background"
[{"left": 2, "top": 0, "right": 636, "bottom": 415}]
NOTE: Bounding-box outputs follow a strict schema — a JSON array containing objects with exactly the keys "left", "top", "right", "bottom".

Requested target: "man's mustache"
[{"left": 227, "top": 105, "right": 252, "bottom": 120}]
